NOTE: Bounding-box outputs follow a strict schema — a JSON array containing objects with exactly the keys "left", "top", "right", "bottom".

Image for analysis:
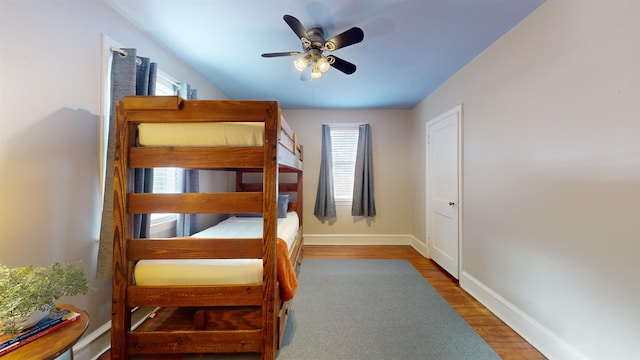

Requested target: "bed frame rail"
[
  {"left": 129, "top": 146, "right": 265, "bottom": 169},
  {"left": 128, "top": 192, "right": 264, "bottom": 214},
  {"left": 128, "top": 238, "right": 263, "bottom": 260},
  {"left": 128, "top": 329, "right": 263, "bottom": 354},
  {"left": 127, "top": 285, "right": 263, "bottom": 307}
]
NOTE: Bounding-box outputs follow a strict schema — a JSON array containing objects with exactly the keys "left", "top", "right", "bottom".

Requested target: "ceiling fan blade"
[
  {"left": 325, "top": 27, "right": 364, "bottom": 51},
  {"left": 283, "top": 15, "right": 309, "bottom": 42},
  {"left": 328, "top": 55, "right": 357, "bottom": 75},
  {"left": 261, "top": 51, "right": 302, "bottom": 58}
]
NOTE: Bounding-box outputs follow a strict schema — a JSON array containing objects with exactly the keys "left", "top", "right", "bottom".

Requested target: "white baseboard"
[
  {"left": 72, "top": 320, "right": 111, "bottom": 360},
  {"left": 304, "top": 233, "right": 412, "bottom": 245},
  {"left": 459, "top": 271, "right": 588, "bottom": 360},
  {"left": 304, "top": 234, "right": 431, "bottom": 260},
  {"left": 409, "top": 235, "right": 430, "bottom": 258}
]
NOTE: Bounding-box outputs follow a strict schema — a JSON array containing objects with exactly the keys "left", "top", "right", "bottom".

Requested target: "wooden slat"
[
  {"left": 280, "top": 115, "right": 295, "bottom": 145},
  {"left": 127, "top": 192, "right": 263, "bottom": 214},
  {"left": 239, "top": 182, "right": 298, "bottom": 192},
  {"left": 128, "top": 330, "right": 262, "bottom": 354},
  {"left": 277, "top": 147, "right": 303, "bottom": 170},
  {"left": 194, "top": 307, "right": 262, "bottom": 330},
  {"left": 129, "top": 146, "right": 264, "bottom": 168},
  {"left": 122, "top": 95, "right": 183, "bottom": 110},
  {"left": 127, "top": 285, "right": 263, "bottom": 307},
  {"left": 123, "top": 97, "right": 277, "bottom": 122},
  {"left": 279, "top": 135, "right": 295, "bottom": 155},
  {"left": 128, "top": 238, "right": 263, "bottom": 260}
]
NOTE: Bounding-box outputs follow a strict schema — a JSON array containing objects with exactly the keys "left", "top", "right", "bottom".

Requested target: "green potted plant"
[{"left": 0, "top": 262, "right": 89, "bottom": 336}]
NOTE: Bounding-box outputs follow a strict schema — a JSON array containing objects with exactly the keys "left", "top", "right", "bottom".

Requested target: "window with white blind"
[
  {"left": 150, "top": 71, "right": 183, "bottom": 224},
  {"left": 150, "top": 167, "right": 183, "bottom": 223},
  {"left": 330, "top": 125, "right": 359, "bottom": 203}
]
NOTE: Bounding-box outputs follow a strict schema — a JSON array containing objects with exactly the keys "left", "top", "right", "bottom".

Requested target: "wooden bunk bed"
[{"left": 110, "top": 96, "right": 304, "bottom": 359}]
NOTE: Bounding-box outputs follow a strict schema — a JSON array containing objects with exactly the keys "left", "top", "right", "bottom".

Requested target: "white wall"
[
  {"left": 411, "top": 1, "right": 639, "bottom": 359},
  {"left": 284, "top": 109, "right": 414, "bottom": 245},
  {"left": 0, "top": 1, "right": 226, "bottom": 358}
]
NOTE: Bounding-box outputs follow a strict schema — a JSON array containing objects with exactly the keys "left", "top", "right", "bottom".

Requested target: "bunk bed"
[{"left": 110, "top": 96, "right": 304, "bottom": 359}]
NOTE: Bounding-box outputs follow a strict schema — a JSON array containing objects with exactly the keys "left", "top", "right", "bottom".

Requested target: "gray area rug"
[
  {"left": 276, "top": 259, "right": 500, "bottom": 360},
  {"left": 185, "top": 259, "right": 499, "bottom": 360}
]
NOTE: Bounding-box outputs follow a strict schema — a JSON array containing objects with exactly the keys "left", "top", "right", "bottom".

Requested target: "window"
[
  {"left": 150, "top": 71, "right": 184, "bottom": 225},
  {"left": 330, "top": 125, "right": 359, "bottom": 202},
  {"left": 150, "top": 167, "right": 183, "bottom": 223},
  {"left": 155, "top": 70, "right": 177, "bottom": 96},
  {"left": 99, "top": 38, "right": 186, "bottom": 239}
]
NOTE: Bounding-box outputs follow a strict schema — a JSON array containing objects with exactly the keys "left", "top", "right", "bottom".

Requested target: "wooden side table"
[{"left": 2, "top": 304, "right": 89, "bottom": 360}]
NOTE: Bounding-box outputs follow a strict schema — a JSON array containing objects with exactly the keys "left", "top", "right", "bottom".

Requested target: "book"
[
  {"left": 0, "top": 307, "right": 71, "bottom": 346},
  {"left": 0, "top": 307, "right": 80, "bottom": 356}
]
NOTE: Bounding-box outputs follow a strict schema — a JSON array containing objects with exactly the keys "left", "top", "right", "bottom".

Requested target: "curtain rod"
[
  {"left": 110, "top": 47, "right": 142, "bottom": 65},
  {"left": 110, "top": 47, "right": 127, "bottom": 57}
]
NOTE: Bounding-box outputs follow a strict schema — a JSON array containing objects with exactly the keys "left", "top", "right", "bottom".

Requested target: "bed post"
[
  {"left": 297, "top": 145, "right": 304, "bottom": 226},
  {"left": 262, "top": 101, "right": 280, "bottom": 360},
  {"left": 111, "top": 100, "right": 133, "bottom": 359}
]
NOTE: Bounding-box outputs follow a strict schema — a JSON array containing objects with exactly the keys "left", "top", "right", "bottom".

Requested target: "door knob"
[{"left": 449, "top": 202, "right": 455, "bottom": 206}]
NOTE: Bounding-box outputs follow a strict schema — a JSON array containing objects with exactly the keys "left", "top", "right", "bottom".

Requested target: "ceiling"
[{"left": 103, "top": 0, "right": 545, "bottom": 110}]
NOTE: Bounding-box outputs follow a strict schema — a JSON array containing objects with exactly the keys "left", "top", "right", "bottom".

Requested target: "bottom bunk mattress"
[{"left": 133, "top": 212, "right": 299, "bottom": 299}]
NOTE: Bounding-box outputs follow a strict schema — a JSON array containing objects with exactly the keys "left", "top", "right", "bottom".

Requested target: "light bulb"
[
  {"left": 317, "top": 56, "right": 330, "bottom": 72},
  {"left": 293, "top": 56, "right": 309, "bottom": 72},
  {"left": 311, "top": 65, "right": 322, "bottom": 79}
]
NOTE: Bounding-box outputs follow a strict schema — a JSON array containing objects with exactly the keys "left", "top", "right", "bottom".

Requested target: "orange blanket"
[{"left": 277, "top": 238, "right": 298, "bottom": 301}]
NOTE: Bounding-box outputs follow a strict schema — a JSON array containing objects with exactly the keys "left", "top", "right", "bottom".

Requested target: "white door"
[{"left": 426, "top": 105, "right": 461, "bottom": 279}]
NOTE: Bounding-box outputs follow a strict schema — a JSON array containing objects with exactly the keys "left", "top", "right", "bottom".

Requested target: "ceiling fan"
[{"left": 261, "top": 15, "right": 364, "bottom": 80}]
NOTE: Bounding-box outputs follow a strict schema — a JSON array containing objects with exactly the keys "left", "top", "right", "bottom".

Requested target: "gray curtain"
[
  {"left": 176, "top": 169, "right": 199, "bottom": 236},
  {"left": 131, "top": 57, "right": 157, "bottom": 238},
  {"left": 174, "top": 82, "right": 199, "bottom": 237},
  {"left": 351, "top": 124, "right": 376, "bottom": 216},
  {"left": 313, "top": 124, "right": 336, "bottom": 219},
  {"left": 96, "top": 49, "right": 157, "bottom": 280}
]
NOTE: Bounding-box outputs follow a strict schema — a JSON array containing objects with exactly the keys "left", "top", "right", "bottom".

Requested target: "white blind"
[
  {"left": 153, "top": 168, "right": 183, "bottom": 194},
  {"left": 151, "top": 71, "right": 183, "bottom": 222},
  {"left": 330, "top": 126, "right": 359, "bottom": 201}
]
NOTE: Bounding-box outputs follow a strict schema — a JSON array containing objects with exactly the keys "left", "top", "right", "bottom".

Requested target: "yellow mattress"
[{"left": 138, "top": 122, "right": 264, "bottom": 146}]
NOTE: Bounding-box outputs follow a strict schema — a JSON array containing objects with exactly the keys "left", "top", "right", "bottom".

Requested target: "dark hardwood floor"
[{"left": 99, "top": 245, "right": 546, "bottom": 359}]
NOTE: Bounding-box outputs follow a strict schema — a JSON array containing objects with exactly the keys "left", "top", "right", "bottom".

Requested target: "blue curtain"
[
  {"left": 132, "top": 56, "right": 156, "bottom": 239},
  {"left": 352, "top": 124, "right": 376, "bottom": 216},
  {"left": 96, "top": 48, "right": 157, "bottom": 280},
  {"left": 313, "top": 124, "right": 336, "bottom": 219},
  {"left": 174, "top": 83, "right": 199, "bottom": 236}
]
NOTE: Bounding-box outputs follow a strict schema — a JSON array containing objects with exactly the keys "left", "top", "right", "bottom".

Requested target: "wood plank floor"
[
  {"left": 304, "top": 245, "right": 546, "bottom": 360},
  {"left": 99, "top": 245, "right": 546, "bottom": 359}
]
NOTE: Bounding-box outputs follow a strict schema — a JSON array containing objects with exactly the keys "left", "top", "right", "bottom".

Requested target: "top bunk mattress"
[
  {"left": 134, "top": 212, "right": 299, "bottom": 286},
  {"left": 138, "top": 122, "right": 264, "bottom": 147}
]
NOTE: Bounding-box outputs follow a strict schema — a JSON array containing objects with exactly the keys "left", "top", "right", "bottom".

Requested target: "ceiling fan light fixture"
[
  {"left": 293, "top": 55, "right": 310, "bottom": 71},
  {"left": 311, "top": 63, "right": 322, "bottom": 79},
  {"left": 317, "top": 56, "right": 330, "bottom": 72}
]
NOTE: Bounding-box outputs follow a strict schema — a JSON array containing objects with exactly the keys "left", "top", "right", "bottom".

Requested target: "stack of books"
[{"left": 0, "top": 307, "right": 80, "bottom": 356}]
